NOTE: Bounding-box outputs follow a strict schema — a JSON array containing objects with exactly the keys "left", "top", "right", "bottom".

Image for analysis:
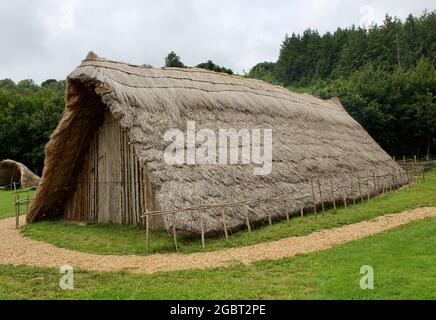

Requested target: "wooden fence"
[
  {"left": 5, "top": 167, "right": 426, "bottom": 250},
  {"left": 13, "top": 194, "right": 34, "bottom": 229},
  {"left": 141, "top": 167, "right": 425, "bottom": 253}
]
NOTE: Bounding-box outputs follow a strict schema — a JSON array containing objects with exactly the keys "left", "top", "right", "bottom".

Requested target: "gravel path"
[{"left": 0, "top": 207, "right": 435, "bottom": 274}]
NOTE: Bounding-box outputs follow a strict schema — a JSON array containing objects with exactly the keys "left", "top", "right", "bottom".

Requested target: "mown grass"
[
  {"left": 19, "top": 170, "right": 436, "bottom": 256},
  {"left": 0, "top": 189, "right": 35, "bottom": 220},
  {"left": 1, "top": 216, "right": 436, "bottom": 299}
]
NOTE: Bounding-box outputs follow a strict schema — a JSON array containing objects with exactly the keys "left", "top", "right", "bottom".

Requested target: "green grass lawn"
[
  {"left": 20, "top": 170, "right": 436, "bottom": 256},
  {"left": 1, "top": 216, "right": 436, "bottom": 299},
  {"left": 0, "top": 189, "right": 35, "bottom": 220}
]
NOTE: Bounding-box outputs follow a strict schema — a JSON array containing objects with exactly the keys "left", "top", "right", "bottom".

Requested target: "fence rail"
[
  {"left": 141, "top": 167, "right": 425, "bottom": 253},
  {"left": 5, "top": 167, "right": 426, "bottom": 251},
  {"left": 13, "top": 194, "right": 34, "bottom": 229}
]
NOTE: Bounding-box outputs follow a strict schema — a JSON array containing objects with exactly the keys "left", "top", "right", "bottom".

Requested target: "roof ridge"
[{"left": 80, "top": 55, "right": 288, "bottom": 91}]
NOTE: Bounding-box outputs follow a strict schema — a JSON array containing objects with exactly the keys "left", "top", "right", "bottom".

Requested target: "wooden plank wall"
[{"left": 64, "top": 110, "right": 161, "bottom": 228}]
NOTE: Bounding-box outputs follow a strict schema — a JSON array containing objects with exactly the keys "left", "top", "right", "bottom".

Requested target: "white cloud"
[{"left": 0, "top": 0, "right": 434, "bottom": 83}]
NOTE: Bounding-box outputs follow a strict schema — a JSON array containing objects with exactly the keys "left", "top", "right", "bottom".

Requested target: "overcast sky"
[{"left": 0, "top": 0, "right": 434, "bottom": 84}]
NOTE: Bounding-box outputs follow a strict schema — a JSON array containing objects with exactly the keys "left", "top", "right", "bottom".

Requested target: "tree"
[
  {"left": 196, "top": 60, "right": 233, "bottom": 75},
  {"left": 0, "top": 79, "right": 64, "bottom": 173},
  {"left": 247, "top": 62, "right": 277, "bottom": 83},
  {"left": 165, "top": 51, "right": 185, "bottom": 68}
]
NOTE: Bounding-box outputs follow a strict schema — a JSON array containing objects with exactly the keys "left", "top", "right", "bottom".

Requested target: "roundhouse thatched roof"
[
  {"left": 0, "top": 160, "right": 40, "bottom": 189},
  {"left": 27, "top": 52, "right": 405, "bottom": 233}
]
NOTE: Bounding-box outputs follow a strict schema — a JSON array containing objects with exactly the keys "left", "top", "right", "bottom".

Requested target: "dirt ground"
[{"left": 0, "top": 207, "right": 435, "bottom": 274}]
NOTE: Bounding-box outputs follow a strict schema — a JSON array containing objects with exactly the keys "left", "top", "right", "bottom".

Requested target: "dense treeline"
[
  {"left": 249, "top": 11, "right": 436, "bottom": 158},
  {"left": 0, "top": 79, "right": 64, "bottom": 173},
  {"left": 0, "top": 11, "right": 434, "bottom": 175}
]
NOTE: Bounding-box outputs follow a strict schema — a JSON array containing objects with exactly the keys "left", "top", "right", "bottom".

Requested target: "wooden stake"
[
  {"left": 15, "top": 195, "right": 19, "bottom": 229},
  {"left": 243, "top": 204, "right": 251, "bottom": 233},
  {"left": 300, "top": 205, "right": 304, "bottom": 218},
  {"left": 341, "top": 185, "right": 347, "bottom": 209},
  {"left": 366, "top": 177, "right": 370, "bottom": 201},
  {"left": 330, "top": 180, "right": 336, "bottom": 211},
  {"left": 350, "top": 180, "right": 356, "bottom": 205},
  {"left": 390, "top": 171, "right": 395, "bottom": 191},
  {"left": 357, "top": 176, "right": 364, "bottom": 203},
  {"left": 317, "top": 180, "right": 325, "bottom": 212},
  {"left": 376, "top": 175, "right": 380, "bottom": 195},
  {"left": 145, "top": 211, "right": 150, "bottom": 253},
  {"left": 372, "top": 172, "right": 378, "bottom": 198},
  {"left": 200, "top": 213, "right": 206, "bottom": 250},
  {"left": 221, "top": 208, "right": 229, "bottom": 240},
  {"left": 285, "top": 202, "right": 290, "bottom": 221},
  {"left": 172, "top": 214, "right": 178, "bottom": 252},
  {"left": 392, "top": 170, "right": 396, "bottom": 190},
  {"left": 268, "top": 206, "right": 272, "bottom": 226},
  {"left": 310, "top": 179, "right": 317, "bottom": 217}
]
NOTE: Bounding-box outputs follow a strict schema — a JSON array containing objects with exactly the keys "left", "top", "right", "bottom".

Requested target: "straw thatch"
[
  {"left": 27, "top": 52, "right": 406, "bottom": 234},
  {"left": 0, "top": 160, "right": 40, "bottom": 189}
]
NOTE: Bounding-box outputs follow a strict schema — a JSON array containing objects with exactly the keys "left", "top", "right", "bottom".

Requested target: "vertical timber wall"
[{"left": 64, "top": 110, "right": 161, "bottom": 228}]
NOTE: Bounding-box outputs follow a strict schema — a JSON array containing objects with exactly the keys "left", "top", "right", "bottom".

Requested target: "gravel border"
[{"left": 0, "top": 207, "right": 434, "bottom": 274}]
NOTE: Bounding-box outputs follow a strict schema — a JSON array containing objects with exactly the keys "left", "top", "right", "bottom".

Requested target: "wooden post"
[
  {"left": 390, "top": 172, "right": 395, "bottom": 191},
  {"left": 330, "top": 180, "right": 336, "bottom": 211},
  {"left": 172, "top": 214, "right": 178, "bottom": 252},
  {"left": 221, "top": 208, "right": 229, "bottom": 240},
  {"left": 145, "top": 211, "right": 150, "bottom": 253},
  {"left": 243, "top": 204, "right": 251, "bottom": 233},
  {"left": 267, "top": 206, "right": 273, "bottom": 226},
  {"left": 366, "top": 177, "right": 370, "bottom": 201},
  {"left": 300, "top": 205, "right": 304, "bottom": 218},
  {"left": 403, "top": 155, "right": 406, "bottom": 164},
  {"left": 310, "top": 179, "right": 317, "bottom": 217},
  {"left": 393, "top": 170, "right": 396, "bottom": 189},
  {"left": 372, "top": 172, "right": 378, "bottom": 198},
  {"left": 350, "top": 180, "right": 356, "bottom": 205},
  {"left": 200, "top": 213, "right": 206, "bottom": 250},
  {"left": 317, "top": 180, "right": 325, "bottom": 212},
  {"left": 15, "top": 195, "right": 19, "bottom": 229},
  {"left": 285, "top": 201, "right": 290, "bottom": 221},
  {"left": 341, "top": 185, "right": 347, "bottom": 209},
  {"left": 357, "top": 176, "right": 364, "bottom": 203},
  {"left": 26, "top": 194, "right": 30, "bottom": 214}
]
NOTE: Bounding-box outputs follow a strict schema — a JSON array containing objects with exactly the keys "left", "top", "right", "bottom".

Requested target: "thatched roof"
[
  {"left": 27, "top": 52, "right": 405, "bottom": 233},
  {"left": 0, "top": 160, "right": 40, "bottom": 189}
]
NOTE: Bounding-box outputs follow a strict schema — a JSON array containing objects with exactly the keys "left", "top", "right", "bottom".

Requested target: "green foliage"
[
  {"left": 0, "top": 79, "right": 65, "bottom": 173},
  {"left": 196, "top": 60, "right": 233, "bottom": 74},
  {"left": 304, "top": 59, "right": 436, "bottom": 156},
  {"left": 247, "top": 62, "right": 277, "bottom": 83},
  {"left": 248, "top": 11, "right": 436, "bottom": 158},
  {"left": 20, "top": 170, "right": 436, "bottom": 255},
  {"left": 164, "top": 51, "right": 185, "bottom": 68}
]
